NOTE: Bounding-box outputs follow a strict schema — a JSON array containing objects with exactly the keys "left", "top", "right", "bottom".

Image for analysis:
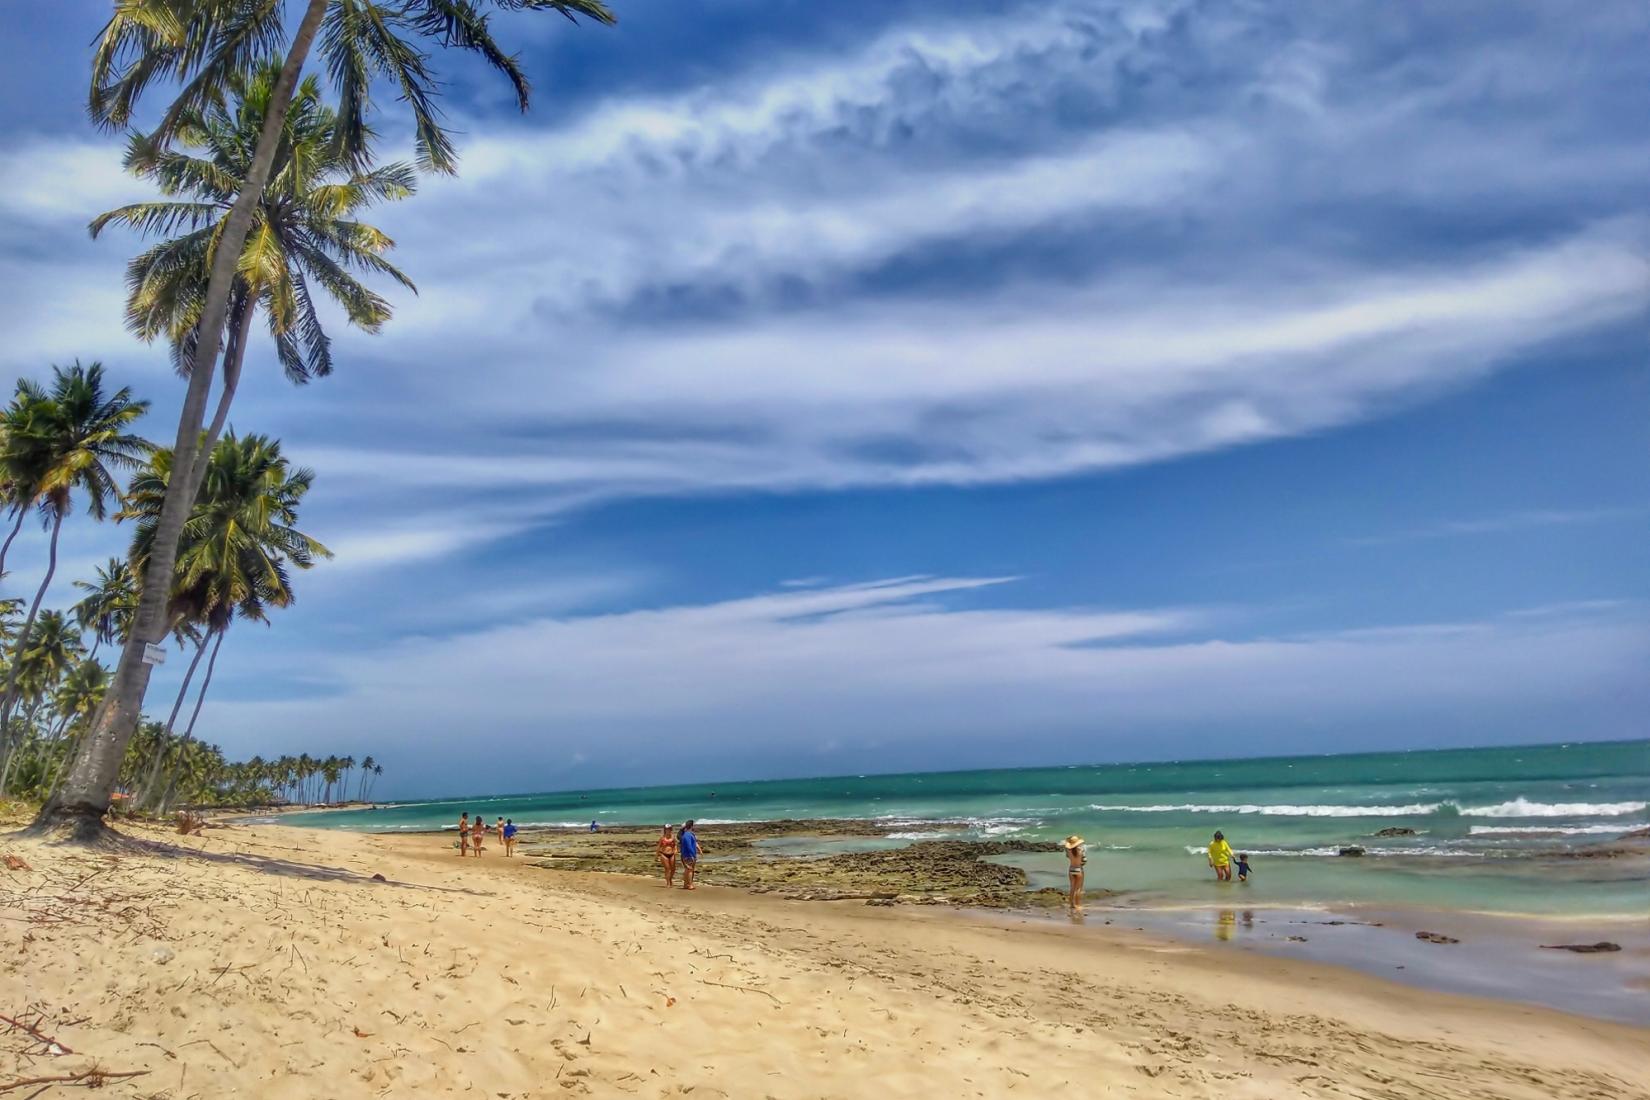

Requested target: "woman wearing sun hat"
[{"left": 1063, "top": 835, "right": 1087, "bottom": 912}]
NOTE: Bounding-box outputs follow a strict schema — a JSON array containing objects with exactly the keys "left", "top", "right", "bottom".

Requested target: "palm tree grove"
[{"left": 2, "top": 0, "right": 617, "bottom": 843}]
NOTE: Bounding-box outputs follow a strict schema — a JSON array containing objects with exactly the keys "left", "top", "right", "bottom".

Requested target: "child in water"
[{"left": 1235, "top": 853, "right": 1251, "bottom": 882}]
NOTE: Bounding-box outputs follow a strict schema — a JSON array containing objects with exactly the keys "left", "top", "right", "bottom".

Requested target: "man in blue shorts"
[{"left": 678, "top": 820, "right": 700, "bottom": 890}]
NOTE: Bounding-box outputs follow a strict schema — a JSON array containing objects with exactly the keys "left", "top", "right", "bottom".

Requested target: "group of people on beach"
[
  {"left": 1060, "top": 829, "right": 1252, "bottom": 913},
  {"left": 455, "top": 812, "right": 518, "bottom": 857},
  {"left": 654, "top": 821, "right": 700, "bottom": 889}
]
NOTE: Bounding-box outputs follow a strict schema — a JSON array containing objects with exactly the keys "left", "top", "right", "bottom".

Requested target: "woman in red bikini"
[{"left": 656, "top": 825, "right": 678, "bottom": 887}]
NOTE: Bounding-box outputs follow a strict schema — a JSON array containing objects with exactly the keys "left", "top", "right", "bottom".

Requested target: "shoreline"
[
  {"left": 7, "top": 819, "right": 1647, "bottom": 1098},
  {"left": 257, "top": 815, "right": 1650, "bottom": 1024}
]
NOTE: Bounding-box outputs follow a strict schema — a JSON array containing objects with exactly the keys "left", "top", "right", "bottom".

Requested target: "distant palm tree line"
[{"left": 0, "top": 364, "right": 383, "bottom": 811}]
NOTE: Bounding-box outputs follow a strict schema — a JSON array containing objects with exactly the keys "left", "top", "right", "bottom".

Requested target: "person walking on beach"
[
  {"left": 457, "top": 812, "right": 470, "bottom": 856},
  {"left": 470, "top": 813, "right": 487, "bottom": 856},
  {"left": 678, "top": 820, "right": 700, "bottom": 890},
  {"left": 495, "top": 817, "right": 506, "bottom": 847},
  {"left": 657, "top": 824, "right": 678, "bottom": 887},
  {"left": 1063, "top": 835, "right": 1087, "bottom": 912},
  {"left": 503, "top": 819, "right": 518, "bottom": 857},
  {"left": 1208, "top": 830, "right": 1233, "bottom": 881}
]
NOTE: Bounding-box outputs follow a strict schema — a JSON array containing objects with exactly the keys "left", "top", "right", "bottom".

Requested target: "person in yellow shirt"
[{"left": 1207, "top": 830, "right": 1233, "bottom": 882}]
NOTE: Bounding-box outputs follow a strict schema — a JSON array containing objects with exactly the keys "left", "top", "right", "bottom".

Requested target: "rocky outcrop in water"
[{"left": 1372, "top": 827, "right": 1417, "bottom": 837}]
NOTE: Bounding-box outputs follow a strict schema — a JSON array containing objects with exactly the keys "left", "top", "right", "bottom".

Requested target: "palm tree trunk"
[
  {"left": 32, "top": 0, "right": 330, "bottom": 843},
  {"left": 192, "top": 299, "right": 253, "bottom": 498},
  {"left": 0, "top": 509, "right": 64, "bottom": 795},
  {"left": 179, "top": 629, "right": 223, "bottom": 744},
  {"left": 0, "top": 507, "right": 26, "bottom": 579},
  {"left": 135, "top": 633, "right": 210, "bottom": 809}
]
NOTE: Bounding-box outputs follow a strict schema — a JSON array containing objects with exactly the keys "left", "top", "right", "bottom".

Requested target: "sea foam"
[{"left": 1098, "top": 798, "right": 1647, "bottom": 818}]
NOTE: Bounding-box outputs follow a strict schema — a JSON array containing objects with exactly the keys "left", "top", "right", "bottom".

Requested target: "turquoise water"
[{"left": 281, "top": 739, "right": 1650, "bottom": 916}]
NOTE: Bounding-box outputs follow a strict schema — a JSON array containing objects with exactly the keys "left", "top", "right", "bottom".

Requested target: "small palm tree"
[
  {"left": 0, "top": 611, "right": 88, "bottom": 795},
  {"left": 72, "top": 558, "right": 139, "bottom": 663},
  {"left": 38, "top": 658, "right": 111, "bottom": 796},
  {"left": 0, "top": 364, "right": 149, "bottom": 781}
]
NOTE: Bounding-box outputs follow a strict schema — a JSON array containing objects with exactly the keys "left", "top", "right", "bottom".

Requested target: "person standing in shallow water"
[
  {"left": 678, "top": 820, "right": 700, "bottom": 890},
  {"left": 1063, "top": 835, "right": 1087, "bottom": 912},
  {"left": 1208, "top": 830, "right": 1233, "bottom": 881},
  {"left": 656, "top": 824, "right": 678, "bottom": 887}
]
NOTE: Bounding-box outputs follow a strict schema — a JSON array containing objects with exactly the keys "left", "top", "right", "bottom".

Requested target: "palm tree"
[
  {"left": 0, "top": 611, "right": 88, "bottom": 795},
  {"left": 47, "top": 0, "right": 614, "bottom": 841},
  {"left": 0, "top": 364, "right": 149, "bottom": 786},
  {"left": 122, "top": 432, "right": 329, "bottom": 807},
  {"left": 72, "top": 558, "right": 138, "bottom": 664},
  {"left": 356, "top": 754, "right": 375, "bottom": 801},
  {"left": 39, "top": 659, "right": 110, "bottom": 796},
  {"left": 91, "top": 63, "right": 419, "bottom": 452}
]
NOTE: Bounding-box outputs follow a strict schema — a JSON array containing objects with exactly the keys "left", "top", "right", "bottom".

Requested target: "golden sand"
[{"left": 3, "top": 822, "right": 1646, "bottom": 1098}]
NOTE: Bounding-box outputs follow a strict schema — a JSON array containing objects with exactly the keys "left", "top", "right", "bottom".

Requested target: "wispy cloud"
[{"left": 1345, "top": 508, "right": 1644, "bottom": 548}]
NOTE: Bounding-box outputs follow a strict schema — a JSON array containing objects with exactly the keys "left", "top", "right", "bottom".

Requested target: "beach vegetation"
[{"left": 40, "top": 0, "right": 615, "bottom": 841}]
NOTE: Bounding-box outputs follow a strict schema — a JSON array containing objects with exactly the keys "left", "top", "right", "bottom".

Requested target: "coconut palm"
[
  {"left": 38, "top": 659, "right": 111, "bottom": 796},
  {"left": 355, "top": 753, "right": 375, "bottom": 800},
  {"left": 72, "top": 558, "right": 139, "bottom": 663},
  {"left": 91, "top": 62, "right": 419, "bottom": 441},
  {"left": 0, "top": 611, "right": 88, "bottom": 795},
  {"left": 48, "top": 0, "right": 614, "bottom": 840},
  {"left": 122, "top": 432, "right": 329, "bottom": 806},
  {"left": 0, "top": 364, "right": 149, "bottom": 785}
]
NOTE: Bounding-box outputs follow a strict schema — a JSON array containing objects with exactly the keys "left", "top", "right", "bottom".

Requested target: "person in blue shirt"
[
  {"left": 678, "top": 820, "right": 700, "bottom": 890},
  {"left": 503, "top": 818, "right": 518, "bottom": 858}
]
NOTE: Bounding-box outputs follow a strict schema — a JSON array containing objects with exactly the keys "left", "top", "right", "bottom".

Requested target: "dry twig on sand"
[{"left": 0, "top": 1067, "right": 149, "bottom": 1093}]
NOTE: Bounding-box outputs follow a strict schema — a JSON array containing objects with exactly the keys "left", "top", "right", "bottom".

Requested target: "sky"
[{"left": 0, "top": 1, "right": 1646, "bottom": 799}]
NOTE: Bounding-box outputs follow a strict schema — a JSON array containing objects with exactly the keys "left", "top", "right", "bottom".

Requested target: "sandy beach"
[{"left": 3, "top": 821, "right": 1647, "bottom": 1099}]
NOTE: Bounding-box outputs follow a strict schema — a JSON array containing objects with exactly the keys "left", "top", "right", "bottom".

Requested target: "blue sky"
[{"left": 0, "top": 1, "right": 1646, "bottom": 798}]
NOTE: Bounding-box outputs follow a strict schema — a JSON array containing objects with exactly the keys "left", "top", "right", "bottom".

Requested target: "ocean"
[{"left": 284, "top": 738, "right": 1649, "bottom": 918}]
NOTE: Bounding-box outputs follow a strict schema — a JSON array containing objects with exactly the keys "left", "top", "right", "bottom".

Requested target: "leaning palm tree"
[
  {"left": 0, "top": 364, "right": 149, "bottom": 785},
  {"left": 123, "top": 432, "right": 329, "bottom": 806},
  {"left": 47, "top": 0, "right": 614, "bottom": 841}
]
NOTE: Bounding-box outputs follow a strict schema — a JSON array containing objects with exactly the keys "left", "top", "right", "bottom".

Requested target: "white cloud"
[
  {"left": 204, "top": 578, "right": 1649, "bottom": 791},
  {"left": 1346, "top": 508, "right": 1644, "bottom": 547}
]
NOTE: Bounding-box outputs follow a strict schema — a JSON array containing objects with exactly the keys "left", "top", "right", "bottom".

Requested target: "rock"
[
  {"left": 1337, "top": 846, "right": 1366, "bottom": 857},
  {"left": 1373, "top": 827, "right": 1417, "bottom": 838},
  {"left": 1618, "top": 827, "right": 1650, "bottom": 840},
  {"left": 1539, "top": 942, "right": 1621, "bottom": 953},
  {"left": 150, "top": 945, "right": 176, "bottom": 964},
  {"left": 1415, "top": 931, "right": 1458, "bottom": 945},
  {"left": 2, "top": 854, "right": 30, "bottom": 871},
  {"left": 865, "top": 898, "right": 896, "bottom": 907},
  {"left": 370, "top": 873, "right": 387, "bottom": 882}
]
